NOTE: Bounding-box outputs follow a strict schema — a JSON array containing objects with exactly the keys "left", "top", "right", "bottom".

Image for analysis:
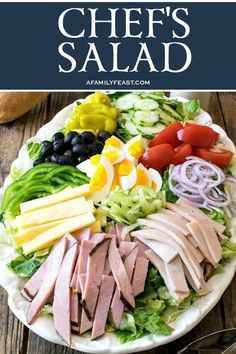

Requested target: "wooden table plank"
[{"left": 0, "top": 92, "right": 235, "bottom": 354}]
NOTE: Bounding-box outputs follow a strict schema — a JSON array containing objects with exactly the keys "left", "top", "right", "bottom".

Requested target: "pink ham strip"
[
  {"left": 115, "top": 224, "right": 123, "bottom": 245},
  {"left": 70, "top": 246, "right": 80, "bottom": 289},
  {"left": 70, "top": 292, "right": 80, "bottom": 334},
  {"left": 137, "top": 219, "right": 203, "bottom": 279},
  {"left": 119, "top": 241, "right": 136, "bottom": 259},
  {"left": 167, "top": 201, "right": 222, "bottom": 264},
  {"left": 91, "top": 275, "right": 115, "bottom": 339},
  {"left": 75, "top": 240, "right": 96, "bottom": 292},
  {"left": 53, "top": 243, "right": 79, "bottom": 345},
  {"left": 104, "top": 258, "right": 111, "bottom": 275},
  {"left": 89, "top": 233, "right": 105, "bottom": 243},
  {"left": 108, "top": 236, "right": 135, "bottom": 310},
  {"left": 145, "top": 250, "right": 189, "bottom": 300},
  {"left": 82, "top": 238, "right": 111, "bottom": 320},
  {"left": 148, "top": 212, "right": 189, "bottom": 236},
  {"left": 132, "top": 229, "right": 202, "bottom": 290},
  {"left": 79, "top": 274, "right": 92, "bottom": 334},
  {"left": 73, "top": 227, "right": 91, "bottom": 244},
  {"left": 111, "top": 246, "right": 138, "bottom": 327},
  {"left": 27, "top": 237, "right": 68, "bottom": 324},
  {"left": 135, "top": 240, "right": 149, "bottom": 258},
  {"left": 132, "top": 257, "right": 149, "bottom": 297}
]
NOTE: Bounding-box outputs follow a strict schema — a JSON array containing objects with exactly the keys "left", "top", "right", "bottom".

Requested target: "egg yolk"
[
  {"left": 117, "top": 160, "right": 133, "bottom": 176},
  {"left": 136, "top": 168, "right": 150, "bottom": 186},
  {"left": 104, "top": 136, "right": 122, "bottom": 149},
  {"left": 103, "top": 150, "right": 119, "bottom": 163},
  {"left": 90, "top": 154, "right": 101, "bottom": 165},
  {"left": 152, "top": 181, "right": 157, "bottom": 190},
  {"left": 110, "top": 166, "right": 120, "bottom": 190},
  {"left": 90, "top": 165, "right": 107, "bottom": 192},
  {"left": 128, "top": 141, "right": 144, "bottom": 159}
]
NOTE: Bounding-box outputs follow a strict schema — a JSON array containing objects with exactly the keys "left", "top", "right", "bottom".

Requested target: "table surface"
[{"left": 0, "top": 92, "right": 236, "bottom": 354}]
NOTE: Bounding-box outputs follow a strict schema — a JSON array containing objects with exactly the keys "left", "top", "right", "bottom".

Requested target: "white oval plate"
[{"left": 0, "top": 98, "right": 236, "bottom": 354}]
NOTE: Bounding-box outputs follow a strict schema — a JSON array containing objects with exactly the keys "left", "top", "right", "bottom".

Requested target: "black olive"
[
  {"left": 51, "top": 153, "right": 60, "bottom": 163},
  {"left": 97, "top": 131, "right": 112, "bottom": 143},
  {"left": 64, "top": 149, "right": 73, "bottom": 156},
  {"left": 80, "top": 131, "right": 96, "bottom": 144},
  {"left": 40, "top": 145, "right": 53, "bottom": 158},
  {"left": 33, "top": 158, "right": 44, "bottom": 166},
  {"left": 42, "top": 140, "right": 53, "bottom": 149},
  {"left": 53, "top": 141, "right": 65, "bottom": 153},
  {"left": 58, "top": 155, "right": 74, "bottom": 165},
  {"left": 52, "top": 132, "right": 64, "bottom": 142},
  {"left": 64, "top": 131, "right": 78, "bottom": 144},
  {"left": 45, "top": 156, "right": 52, "bottom": 162},
  {"left": 96, "top": 143, "right": 104, "bottom": 154},
  {"left": 72, "top": 144, "right": 89, "bottom": 156},
  {"left": 53, "top": 138, "right": 64, "bottom": 146},
  {"left": 77, "top": 156, "right": 87, "bottom": 164},
  {"left": 71, "top": 135, "right": 84, "bottom": 146},
  {"left": 87, "top": 143, "right": 98, "bottom": 154}
]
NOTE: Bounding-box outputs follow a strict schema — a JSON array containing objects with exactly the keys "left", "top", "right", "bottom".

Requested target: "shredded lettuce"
[
  {"left": 26, "top": 142, "right": 42, "bottom": 160},
  {"left": 161, "top": 169, "right": 178, "bottom": 204},
  {"left": 176, "top": 99, "right": 200, "bottom": 120},
  {"left": 99, "top": 186, "right": 164, "bottom": 225},
  {"left": 7, "top": 247, "right": 49, "bottom": 278},
  {"left": 40, "top": 304, "right": 53, "bottom": 316},
  {"left": 222, "top": 242, "right": 236, "bottom": 261},
  {"left": 203, "top": 208, "right": 232, "bottom": 238}
]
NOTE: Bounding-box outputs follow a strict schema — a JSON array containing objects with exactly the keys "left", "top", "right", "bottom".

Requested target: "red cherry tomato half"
[
  {"left": 177, "top": 125, "right": 216, "bottom": 148},
  {"left": 149, "top": 122, "right": 183, "bottom": 148},
  {"left": 170, "top": 143, "right": 193, "bottom": 165},
  {"left": 140, "top": 144, "right": 175, "bottom": 171},
  {"left": 194, "top": 147, "right": 233, "bottom": 168}
]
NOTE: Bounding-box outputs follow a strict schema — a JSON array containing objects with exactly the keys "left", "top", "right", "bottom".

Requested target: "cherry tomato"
[
  {"left": 140, "top": 144, "right": 174, "bottom": 171},
  {"left": 149, "top": 122, "right": 183, "bottom": 148},
  {"left": 185, "top": 123, "right": 219, "bottom": 144},
  {"left": 170, "top": 143, "right": 193, "bottom": 165},
  {"left": 194, "top": 147, "right": 233, "bottom": 168},
  {"left": 178, "top": 125, "right": 216, "bottom": 148}
]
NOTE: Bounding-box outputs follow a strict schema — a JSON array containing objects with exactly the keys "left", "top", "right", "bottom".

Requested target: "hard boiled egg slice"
[
  {"left": 102, "top": 148, "right": 124, "bottom": 165},
  {"left": 125, "top": 135, "right": 145, "bottom": 162},
  {"left": 117, "top": 159, "right": 137, "bottom": 191},
  {"left": 76, "top": 154, "right": 101, "bottom": 177},
  {"left": 149, "top": 168, "right": 162, "bottom": 192},
  {"left": 135, "top": 163, "right": 152, "bottom": 187},
  {"left": 90, "top": 156, "right": 114, "bottom": 203},
  {"left": 103, "top": 135, "right": 124, "bottom": 151}
]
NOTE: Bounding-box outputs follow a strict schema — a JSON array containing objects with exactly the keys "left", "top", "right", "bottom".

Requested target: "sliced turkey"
[{"left": 148, "top": 212, "right": 189, "bottom": 236}]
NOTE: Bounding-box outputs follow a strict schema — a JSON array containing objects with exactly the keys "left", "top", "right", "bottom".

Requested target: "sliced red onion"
[{"left": 169, "top": 156, "right": 232, "bottom": 210}]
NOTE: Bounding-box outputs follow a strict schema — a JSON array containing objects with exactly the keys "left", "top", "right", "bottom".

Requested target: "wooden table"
[{"left": 0, "top": 92, "right": 236, "bottom": 354}]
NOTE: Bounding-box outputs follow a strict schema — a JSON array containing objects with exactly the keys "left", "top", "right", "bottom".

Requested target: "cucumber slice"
[
  {"left": 137, "top": 124, "right": 165, "bottom": 137},
  {"left": 115, "top": 94, "right": 141, "bottom": 111},
  {"left": 140, "top": 92, "right": 166, "bottom": 100},
  {"left": 133, "top": 111, "right": 159, "bottom": 126},
  {"left": 125, "top": 121, "right": 139, "bottom": 136},
  {"left": 156, "top": 108, "right": 175, "bottom": 125},
  {"left": 161, "top": 103, "right": 182, "bottom": 120},
  {"left": 134, "top": 98, "right": 159, "bottom": 111}
]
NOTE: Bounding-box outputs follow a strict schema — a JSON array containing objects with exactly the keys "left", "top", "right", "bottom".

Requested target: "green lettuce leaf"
[
  {"left": 222, "top": 242, "right": 236, "bottom": 260},
  {"left": 176, "top": 99, "right": 200, "bottom": 120},
  {"left": 26, "top": 142, "right": 42, "bottom": 160},
  {"left": 161, "top": 169, "right": 178, "bottom": 204},
  {"left": 9, "top": 165, "right": 22, "bottom": 181}
]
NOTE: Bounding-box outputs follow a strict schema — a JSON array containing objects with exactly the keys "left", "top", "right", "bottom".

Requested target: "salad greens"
[
  {"left": 114, "top": 267, "right": 197, "bottom": 343},
  {"left": 99, "top": 185, "right": 164, "bottom": 225},
  {"left": 113, "top": 91, "right": 200, "bottom": 142},
  {"left": 222, "top": 242, "right": 236, "bottom": 261},
  {"left": 7, "top": 247, "right": 49, "bottom": 278},
  {"left": 26, "top": 142, "right": 42, "bottom": 161},
  {"left": 161, "top": 169, "right": 178, "bottom": 204}
]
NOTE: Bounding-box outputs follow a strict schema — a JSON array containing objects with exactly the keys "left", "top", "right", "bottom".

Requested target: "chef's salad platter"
[{"left": 0, "top": 91, "right": 236, "bottom": 353}]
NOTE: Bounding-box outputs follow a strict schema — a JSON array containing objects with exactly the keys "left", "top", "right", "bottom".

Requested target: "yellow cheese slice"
[
  {"left": 20, "top": 184, "right": 90, "bottom": 214},
  {"left": 12, "top": 219, "right": 64, "bottom": 248},
  {"left": 16, "top": 197, "right": 94, "bottom": 228},
  {"left": 90, "top": 220, "right": 102, "bottom": 233},
  {"left": 22, "top": 212, "right": 95, "bottom": 254}
]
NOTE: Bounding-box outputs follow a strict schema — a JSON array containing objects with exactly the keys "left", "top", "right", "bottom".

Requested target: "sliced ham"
[
  {"left": 137, "top": 219, "right": 203, "bottom": 279},
  {"left": 76, "top": 240, "right": 96, "bottom": 292},
  {"left": 27, "top": 237, "right": 68, "bottom": 324},
  {"left": 104, "top": 258, "right": 111, "bottom": 275},
  {"left": 64, "top": 233, "right": 78, "bottom": 248},
  {"left": 108, "top": 236, "right": 135, "bottom": 310},
  {"left": 148, "top": 212, "right": 189, "bottom": 236},
  {"left": 79, "top": 274, "right": 92, "bottom": 334},
  {"left": 145, "top": 250, "right": 189, "bottom": 300},
  {"left": 119, "top": 241, "right": 136, "bottom": 259},
  {"left": 53, "top": 243, "right": 79, "bottom": 345},
  {"left": 132, "top": 229, "right": 202, "bottom": 290},
  {"left": 89, "top": 232, "right": 105, "bottom": 243},
  {"left": 82, "top": 238, "right": 111, "bottom": 320},
  {"left": 111, "top": 246, "right": 138, "bottom": 327},
  {"left": 132, "top": 257, "right": 149, "bottom": 296},
  {"left": 73, "top": 227, "right": 91, "bottom": 243},
  {"left": 135, "top": 240, "right": 149, "bottom": 258},
  {"left": 70, "top": 292, "right": 80, "bottom": 334},
  {"left": 91, "top": 275, "right": 115, "bottom": 339},
  {"left": 133, "top": 235, "right": 177, "bottom": 263},
  {"left": 70, "top": 246, "right": 80, "bottom": 289},
  {"left": 115, "top": 224, "right": 123, "bottom": 245}
]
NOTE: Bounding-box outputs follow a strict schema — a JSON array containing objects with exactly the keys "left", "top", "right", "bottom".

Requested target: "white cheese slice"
[
  {"left": 22, "top": 212, "right": 95, "bottom": 254},
  {"left": 16, "top": 197, "right": 94, "bottom": 228},
  {"left": 20, "top": 184, "right": 90, "bottom": 214}
]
